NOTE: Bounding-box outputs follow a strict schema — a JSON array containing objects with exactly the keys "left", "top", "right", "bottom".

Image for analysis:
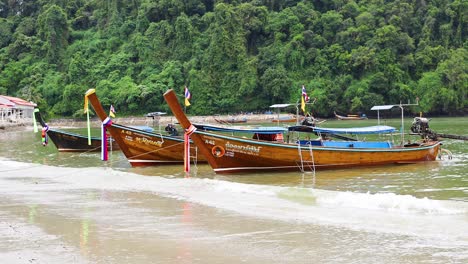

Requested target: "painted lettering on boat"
[
  {"left": 122, "top": 130, "right": 132, "bottom": 135},
  {"left": 124, "top": 135, "right": 133, "bottom": 142},
  {"left": 135, "top": 137, "right": 163, "bottom": 147},
  {"left": 205, "top": 139, "right": 215, "bottom": 145},
  {"left": 225, "top": 141, "right": 261, "bottom": 156}
]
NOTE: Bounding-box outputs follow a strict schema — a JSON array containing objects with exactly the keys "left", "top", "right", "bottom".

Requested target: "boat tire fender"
[{"left": 212, "top": 146, "right": 225, "bottom": 158}]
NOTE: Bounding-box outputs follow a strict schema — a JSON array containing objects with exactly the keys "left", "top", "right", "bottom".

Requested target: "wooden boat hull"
[
  {"left": 193, "top": 131, "right": 441, "bottom": 173},
  {"left": 163, "top": 89, "right": 442, "bottom": 174},
  {"left": 336, "top": 116, "right": 367, "bottom": 120},
  {"left": 334, "top": 112, "right": 367, "bottom": 120},
  {"left": 271, "top": 118, "right": 296, "bottom": 122},
  {"left": 85, "top": 89, "right": 206, "bottom": 166},
  {"left": 271, "top": 116, "right": 304, "bottom": 123},
  {"left": 34, "top": 111, "right": 119, "bottom": 152},
  {"left": 105, "top": 123, "right": 206, "bottom": 166},
  {"left": 47, "top": 129, "right": 119, "bottom": 152}
]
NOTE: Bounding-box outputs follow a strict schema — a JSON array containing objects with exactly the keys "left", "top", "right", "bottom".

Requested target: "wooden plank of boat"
[
  {"left": 164, "top": 89, "right": 442, "bottom": 174},
  {"left": 34, "top": 111, "right": 119, "bottom": 152},
  {"left": 85, "top": 89, "right": 206, "bottom": 166}
]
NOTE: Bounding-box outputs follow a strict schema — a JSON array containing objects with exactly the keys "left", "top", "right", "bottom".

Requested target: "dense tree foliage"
[{"left": 0, "top": 0, "right": 466, "bottom": 117}]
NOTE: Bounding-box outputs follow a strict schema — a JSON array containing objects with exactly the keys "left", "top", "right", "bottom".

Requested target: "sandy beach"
[
  {"left": 1, "top": 113, "right": 282, "bottom": 133},
  {"left": 48, "top": 113, "right": 281, "bottom": 128}
]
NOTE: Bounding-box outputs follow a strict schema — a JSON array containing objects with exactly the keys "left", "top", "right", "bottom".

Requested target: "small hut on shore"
[{"left": 0, "top": 95, "right": 37, "bottom": 127}]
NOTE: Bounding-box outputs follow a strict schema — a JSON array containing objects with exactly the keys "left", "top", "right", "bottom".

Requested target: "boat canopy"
[
  {"left": 288, "top": 125, "right": 396, "bottom": 134},
  {"left": 146, "top": 112, "right": 166, "bottom": 117},
  {"left": 370, "top": 105, "right": 399, "bottom": 111},
  {"left": 269, "top": 104, "right": 293, "bottom": 108},
  {"left": 195, "top": 123, "right": 286, "bottom": 134}
]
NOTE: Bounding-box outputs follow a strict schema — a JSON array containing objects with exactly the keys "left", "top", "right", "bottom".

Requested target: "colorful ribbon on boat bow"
[
  {"left": 33, "top": 108, "right": 39, "bottom": 133},
  {"left": 184, "top": 125, "right": 197, "bottom": 174},
  {"left": 101, "top": 117, "right": 113, "bottom": 161},
  {"left": 41, "top": 124, "right": 49, "bottom": 146},
  {"left": 84, "top": 89, "right": 96, "bottom": 146}
]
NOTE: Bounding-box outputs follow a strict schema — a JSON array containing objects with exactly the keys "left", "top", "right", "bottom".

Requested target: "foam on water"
[{"left": 1, "top": 158, "right": 467, "bottom": 245}]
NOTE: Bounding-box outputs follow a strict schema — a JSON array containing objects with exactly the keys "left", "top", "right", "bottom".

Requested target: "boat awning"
[
  {"left": 146, "top": 112, "right": 166, "bottom": 117},
  {"left": 289, "top": 125, "right": 396, "bottom": 134},
  {"left": 371, "top": 105, "right": 398, "bottom": 110},
  {"left": 313, "top": 125, "right": 396, "bottom": 134},
  {"left": 270, "top": 104, "right": 293, "bottom": 108},
  {"left": 195, "top": 123, "right": 286, "bottom": 134}
]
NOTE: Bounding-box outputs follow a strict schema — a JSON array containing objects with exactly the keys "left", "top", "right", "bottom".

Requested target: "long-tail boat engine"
[{"left": 410, "top": 117, "right": 438, "bottom": 140}]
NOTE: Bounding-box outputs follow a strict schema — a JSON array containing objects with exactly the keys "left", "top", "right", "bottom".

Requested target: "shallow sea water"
[{"left": 0, "top": 117, "right": 467, "bottom": 263}]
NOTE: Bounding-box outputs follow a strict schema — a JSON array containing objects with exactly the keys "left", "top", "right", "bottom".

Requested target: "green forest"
[{"left": 0, "top": 0, "right": 466, "bottom": 118}]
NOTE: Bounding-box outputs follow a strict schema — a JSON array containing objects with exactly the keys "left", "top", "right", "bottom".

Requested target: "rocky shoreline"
[{"left": 50, "top": 113, "right": 281, "bottom": 127}]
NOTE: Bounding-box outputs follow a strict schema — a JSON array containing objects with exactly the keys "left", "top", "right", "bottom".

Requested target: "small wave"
[
  {"left": 1, "top": 159, "right": 467, "bottom": 241},
  {"left": 272, "top": 186, "right": 467, "bottom": 215},
  {"left": 315, "top": 190, "right": 466, "bottom": 215}
]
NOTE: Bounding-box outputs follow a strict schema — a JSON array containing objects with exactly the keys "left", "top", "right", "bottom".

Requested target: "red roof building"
[{"left": 0, "top": 95, "right": 37, "bottom": 125}]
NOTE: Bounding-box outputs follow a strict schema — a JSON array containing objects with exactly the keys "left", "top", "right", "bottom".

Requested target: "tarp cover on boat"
[
  {"left": 195, "top": 124, "right": 286, "bottom": 134},
  {"left": 289, "top": 125, "right": 396, "bottom": 134}
]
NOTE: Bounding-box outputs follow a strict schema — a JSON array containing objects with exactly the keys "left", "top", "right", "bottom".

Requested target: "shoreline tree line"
[{"left": 0, "top": 0, "right": 466, "bottom": 118}]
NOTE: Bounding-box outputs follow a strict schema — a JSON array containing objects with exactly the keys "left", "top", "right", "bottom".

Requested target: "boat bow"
[{"left": 163, "top": 89, "right": 218, "bottom": 169}]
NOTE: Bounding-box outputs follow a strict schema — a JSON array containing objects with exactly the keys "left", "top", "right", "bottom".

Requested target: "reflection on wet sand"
[
  {"left": 80, "top": 219, "right": 90, "bottom": 256},
  {"left": 178, "top": 202, "right": 193, "bottom": 262},
  {"left": 28, "top": 204, "right": 37, "bottom": 224}
]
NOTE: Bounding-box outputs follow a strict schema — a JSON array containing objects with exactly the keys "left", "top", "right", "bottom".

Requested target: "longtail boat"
[
  {"left": 214, "top": 116, "right": 247, "bottom": 124},
  {"left": 164, "top": 89, "right": 442, "bottom": 174},
  {"left": 271, "top": 115, "right": 304, "bottom": 123},
  {"left": 34, "top": 110, "right": 119, "bottom": 152},
  {"left": 85, "top": 89, "right": 208, "bottom": 166},
  {"left": 334, "top": 111, "right": 368, "bottom": 120}
]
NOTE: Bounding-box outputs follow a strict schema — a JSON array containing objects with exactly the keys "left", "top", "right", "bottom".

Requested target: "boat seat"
[
  {"left": 296, "top": 140, "right": 323, "bottom": 146},
  {"left": 322, "top": 141, "right": 392, "bottom": 148}
]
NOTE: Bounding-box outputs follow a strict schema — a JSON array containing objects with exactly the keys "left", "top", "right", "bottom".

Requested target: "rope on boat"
[
  {"left": 308, "top": 144, "right": 316, "bottom": 178},
  {"left": 75, "top": 144, "right": 102, "bottom": 156},
  {"left": 126, "top": 141, "right": 184, "bottom": 159},
  {"left": 44, "top": 139, "right": 186, "bottom": 170},
  {"left": 193, "top": 146, "right": 199, "bottom": 168},
  {"left": 297, "top": 143, "right": 305, "bottom": 173},
  {"left": 74, "top": 140, "right": 200, "bottom": 172}
]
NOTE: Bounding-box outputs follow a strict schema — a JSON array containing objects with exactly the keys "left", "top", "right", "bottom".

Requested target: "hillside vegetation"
[{"left": 0, "top": 0, "right": 466, "bottom": 117}]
